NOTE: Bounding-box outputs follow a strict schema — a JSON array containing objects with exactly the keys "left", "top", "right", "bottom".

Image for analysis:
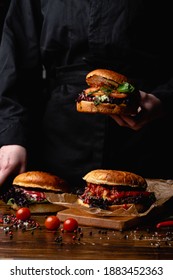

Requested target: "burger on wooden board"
[
  {"left": 0, "top": 171, "right": 70, "bottom": 213},
  {"left": 78, "top": 169, "right": 156, "bottom": 213},
  {"left": 76, "top": 69, "right": 140, "bottom": 115}
]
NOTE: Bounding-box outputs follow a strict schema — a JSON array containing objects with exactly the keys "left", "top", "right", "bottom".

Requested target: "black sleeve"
[
  {"left": 0, "top": 0, "right": 11, "bottom": 41},
  {"left": 0, "top": 0, "right": 43, "bottom": 148}
]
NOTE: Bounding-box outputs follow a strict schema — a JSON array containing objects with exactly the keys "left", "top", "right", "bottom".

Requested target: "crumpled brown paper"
[{"left": 45, "top": 179, "right": 173, "bottom": 217}]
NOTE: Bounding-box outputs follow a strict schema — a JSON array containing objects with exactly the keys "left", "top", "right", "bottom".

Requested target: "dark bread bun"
[
  {"left": 83, "top": 169, "right": 147, "bottom": 189},
  {"left": 13, "top": 171, "right": 69, "bottom": 193},
  {"left": 86, "top": 69, "right": 128, "bottom": 88}
]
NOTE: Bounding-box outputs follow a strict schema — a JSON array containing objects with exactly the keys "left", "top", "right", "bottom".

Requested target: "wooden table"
[{"left": 1, "top": 202, "right": 173, "bottom": 260}]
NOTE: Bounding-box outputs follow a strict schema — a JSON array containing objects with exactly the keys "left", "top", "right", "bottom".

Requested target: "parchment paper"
[{"left": 45, "top": 179, "right": 173, "bottom": 217}]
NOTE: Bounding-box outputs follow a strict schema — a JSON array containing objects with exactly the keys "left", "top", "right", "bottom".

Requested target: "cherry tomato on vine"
[
  {"left": 63, "top": 218, "right": 78, "bottom": 232},
  {"left": 16, "top": 207, "right": 31, "bottom": 221},
  {"left": 44, "top": 216, "right": 60, "bottom": 230}
]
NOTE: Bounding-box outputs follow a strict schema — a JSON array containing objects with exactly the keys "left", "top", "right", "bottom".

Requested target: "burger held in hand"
[
  {"left": 78, "top": 169, "right": 156, "bottom": 213},
  {"left": 0, "top": 171, "right": 70, "bottom": 213},
  {"left": 76, "top": 69, "right": 140, "bottom": 115}
]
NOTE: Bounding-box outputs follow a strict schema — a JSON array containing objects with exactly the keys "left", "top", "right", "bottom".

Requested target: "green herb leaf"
[
  {"left": 7, "top": 198, "right": 15, "bottom": 205},
  {"left": 86, "top": 89, "right": 99, "bottom": 96},
  {"left": 117, "top": 82, "right": 135, "bottom": 93},
  {"left": 100, "top": 87, "right": 113, "bottom": 95},
  {"left": 94, "top": 97, "right": 101, "bottom": 105}
]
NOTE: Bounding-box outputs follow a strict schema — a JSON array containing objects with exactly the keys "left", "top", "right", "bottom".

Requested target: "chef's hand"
[
  {"left": 111, "top": 91, "right": 164, "bottom": 130},
  {"left": 0, "top": 145, "right": 27, "bottom": 186}
]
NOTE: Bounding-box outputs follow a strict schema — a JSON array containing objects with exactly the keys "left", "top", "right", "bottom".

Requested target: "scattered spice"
[
  {"left": 0, "top": 213, "right": 40, "bottom": 239},
  {"left": 1, "top": 213, "right": 173, "bottom": 248}
]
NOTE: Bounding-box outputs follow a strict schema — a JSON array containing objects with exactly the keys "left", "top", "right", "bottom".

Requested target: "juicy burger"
[
  {"left": 0, "top": 171, "right": 70, "bottom": 213},
  {"left": 76, "top": 69, "right": 140, "bottom": 115},
  {"left": 78, "top": 169, "right": 156, "bottom": 213}
]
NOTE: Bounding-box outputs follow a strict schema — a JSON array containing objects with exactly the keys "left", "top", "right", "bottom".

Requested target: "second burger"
[
  {"left": 0, "top": 171, "right": 70, "bottom": 213},
  {"left": 78, "top": 169, "right": 156, "bottom": 213},
  {"left": 76, "top": 69, "right": 140, "bottom": 115}
]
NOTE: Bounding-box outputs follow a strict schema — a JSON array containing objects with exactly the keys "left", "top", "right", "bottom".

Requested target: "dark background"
[{"left": 0, "top": 0, "right": 11, "bottom": 41}]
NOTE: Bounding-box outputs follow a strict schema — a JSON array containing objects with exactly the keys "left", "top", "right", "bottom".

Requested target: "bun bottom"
[
  {"left": 76, "top": 100, "right": 137, "bottom": 115},
  {"left": 108, "top": 203, "right": 145, "bottom": 213},
  {"left": 77, "top": 198, "right": 144, "bottom": 213},
  {"left": 28, "top": 203, "right": 66, "bottom": 214},
  {"left": 10, "top": 203, "right": 65, "bottom": 214}
]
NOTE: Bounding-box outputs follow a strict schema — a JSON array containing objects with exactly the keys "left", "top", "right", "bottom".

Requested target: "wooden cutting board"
[
  {"left": 57, "top": 196, "right": 173, "bottom": 230},
  {"left": 57, "top": 208, "right": 142, "bottom": 230}
]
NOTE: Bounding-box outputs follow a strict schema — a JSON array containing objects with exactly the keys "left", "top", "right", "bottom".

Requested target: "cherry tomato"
[
  {"left": 16, "top": 207, "right": 31, "bottom": 221},
  {"left": 44, "top": 216, "right": 60, "bottom": 230},
  {"left": 63, "top": 218, "right": 78, "bottom": 232}
]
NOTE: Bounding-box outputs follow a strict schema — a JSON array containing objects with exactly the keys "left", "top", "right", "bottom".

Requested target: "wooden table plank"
[{"left": 1, "top": 202, "right": 173, "bottom": 260}]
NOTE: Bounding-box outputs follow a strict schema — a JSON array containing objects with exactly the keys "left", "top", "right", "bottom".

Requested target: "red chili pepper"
[{"left": 156, "top": 220, "right": 173, "bottom": 228}]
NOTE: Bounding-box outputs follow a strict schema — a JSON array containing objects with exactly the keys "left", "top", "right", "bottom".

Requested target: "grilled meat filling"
[{"left": 80, "top": 183, "right": 156, "bottom": 210}]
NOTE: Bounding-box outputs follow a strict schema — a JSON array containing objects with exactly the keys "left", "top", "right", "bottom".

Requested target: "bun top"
[
  {"left": 13, "top": 171, "right": 69, "bottom": 192},
  {"left": 83, "top": 169, "right": 147, "bottom": 188},
  {"left": 86, "top": 69, "right": 128, "bottom": 88}
]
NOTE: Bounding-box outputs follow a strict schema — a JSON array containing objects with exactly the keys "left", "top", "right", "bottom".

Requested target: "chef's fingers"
[
  {"left": 110, "top": 114, "right": 130, "bottom": 127},
  {"left": 0, "top": 168, "right": 14, "bottom": 186},
  {"left": 110, "top": 107, "right": 147, "bottom": 130},
  {"left": 0, "top": 162, "right": 26, "bottom": 187},
  {"left": 0, "top": 145, "right": 27, "bottom": 186}
]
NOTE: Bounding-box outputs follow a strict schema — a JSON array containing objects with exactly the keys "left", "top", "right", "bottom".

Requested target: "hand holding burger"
[
  {"left": 111, "top": 91, "right": 164, "bottom": 131},
  {"left": 76, "top": 69, "right": 140, "bottom": 115}
]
